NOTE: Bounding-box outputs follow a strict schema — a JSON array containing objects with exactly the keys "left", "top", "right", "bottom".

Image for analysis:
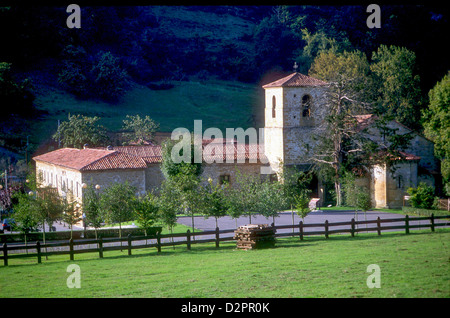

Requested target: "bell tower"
[{"left": 262, "top": 69, "right": 328, "bottom": 172}]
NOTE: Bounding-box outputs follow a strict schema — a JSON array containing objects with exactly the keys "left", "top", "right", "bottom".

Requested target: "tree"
[
  {"left": 61, "top": 191, "right": 82, "bottom": 239},
  {"left": 35, "top": 186, "right": 65, "bottom": 233},
  {"left": 157, "top": 178, "right": 181, "bottom": 236},
  {"left": 11, "top": 191, "right": 40, "bottom": 245},
  {"left": 58, "top": 45, "right": 89, "bottom": 97},
  {"left": 121, "top": 114, "right": 159, "bottom": 145},
  {"left": 160, "top": 136, "right": 203, "bottom": 233},
  {"left": 257, "top": 178, "right": 287, "bottom": 225},
  {"left": 99, "top": 182, "right": 136, "bottom": 241},
  {"left": 133, "top": 193, "right": 159, "bottom": 236},
  {"left": 279, "top": 165, "right": 313, "bottom": 227},
  {"left": 53, "top": 114, "right": 109, "bottom": 149},
  {"left": 308, "top": 50, "right": 373, "bottom": 206},
  {"left": 226, "top": 170, "right": 261, "bottom": 224},
  {"left": 342, "top": 172, "right": 372, "bottom": 225},
  {"left": 423, "top": 72, "right": 450, "bottom": 196},
  {"left": 90, "top": 51, "right": 129, "bottom": 101},
  {"left": 201, "top": 178, "right": 228, "bottom": 229},
  {"left": 294, "top": 189, "right": 311, "bottom": 221},
  {"left": 370, "top": 45, "right": 423, "bottom": 129},
  {"left": 161, "top": 136, "right": 203, "bottom": 180},
  {"left": 82, "top": 185, "right": 103, "bottom": 240}
]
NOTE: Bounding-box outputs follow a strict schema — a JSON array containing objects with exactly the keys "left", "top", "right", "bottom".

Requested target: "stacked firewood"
[{"left": 234, "top": 224, "right": 276, "bottom": 250}]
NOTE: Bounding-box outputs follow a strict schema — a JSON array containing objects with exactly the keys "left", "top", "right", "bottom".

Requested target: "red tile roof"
[
  {"left": 34, "top": 140, "right": 267, "bottom": 172},
  {"left": 262, "top": 72, "right": 328, "bottom": 88},
  {"left": 33, "top": 148, "right": 147, "bottom": 171}
]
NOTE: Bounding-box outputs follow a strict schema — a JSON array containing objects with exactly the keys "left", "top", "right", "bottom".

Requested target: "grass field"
[{"left": 1, "top": 229, "right": 449, "bottom": 298}]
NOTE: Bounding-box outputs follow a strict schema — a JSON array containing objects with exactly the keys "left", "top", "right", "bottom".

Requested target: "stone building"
[
  {"left": 33, "top": 71, "right": 438, "bottom": 209},
  {"left": 33, "top": 142, "right": 266, "bottom": 203}
]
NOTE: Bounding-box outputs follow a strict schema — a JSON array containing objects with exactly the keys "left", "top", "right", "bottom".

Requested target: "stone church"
[{"left": 33, "top": 71, "right": 438, "bottom": 209}]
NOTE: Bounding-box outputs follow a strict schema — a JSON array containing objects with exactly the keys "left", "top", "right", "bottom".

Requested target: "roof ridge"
[
  {"left": 262, "top": 72, "right": 328, "bottom": 88},
  {"left": 79, "top": 150, "right": 117, "bottom": 170}
]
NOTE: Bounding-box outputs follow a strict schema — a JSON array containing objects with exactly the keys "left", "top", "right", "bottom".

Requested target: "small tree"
[
  {"left": 201, "top": 178, "right": 228, "bottom": 229},
  {"left": 99, "top": 182, "right": 136, "bottom": 241},
  {"left": 82, "top": 185, "right": 103, "bottom": 240},
  {"left": 133, "top": 193, "right": 159, "bottom": 236},
  {"left": 257, "top": 178, "right": 287, "bottom": 225},
  {"left": 227, "top": 170, "right": 261, "bottom": 224},
  {"left": 61, "top": 191, "right": 82, "bottom": 239},
  {"left": 407, "top": 182, "right": 435, "bottom": 209},
  {"left": 157, "top": 179, "right": 181, "bottom": 238},
  {"left": 295, "top": 189, "right": 312, "bottom": 222},
  {"left": 11, "top": 191, "right": 40, "bottom": 247}
]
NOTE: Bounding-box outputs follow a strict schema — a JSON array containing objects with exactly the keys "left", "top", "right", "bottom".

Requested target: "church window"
[
  {"left": 397, "top": 175, "right": 404, "bottom": 189},
  {"left": 272, "top": 96, "right": 276, "bottom": 118},
  {"left": 302, "top": 94, "right": 311, "bottom": 117}
]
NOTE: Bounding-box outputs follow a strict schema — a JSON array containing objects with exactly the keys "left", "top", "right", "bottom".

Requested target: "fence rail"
[{"left": 1, "top": 214, "right": 449, "bottom": 266}]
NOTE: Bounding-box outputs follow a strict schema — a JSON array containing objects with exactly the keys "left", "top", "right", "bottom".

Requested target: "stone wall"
[
  {"left": 82, "top": 169, "right": 146, "bottom": 196},
  {"left": 201, "top": 162, "right": 262, "bottom": 186},
  {"left": 370, "top": 161, "right": 419, "bottom": 208}
]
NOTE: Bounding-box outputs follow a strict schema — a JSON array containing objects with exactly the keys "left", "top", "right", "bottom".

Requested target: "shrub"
[{"left": 407, "top": 182, "right": 435, "bottom": 209}]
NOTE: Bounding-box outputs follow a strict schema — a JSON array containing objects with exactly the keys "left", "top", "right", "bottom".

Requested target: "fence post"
[
  {"left": 405, "top": 215, "right": 410, "bottom": 234},
  {"left": 186, "top": 230, "right": 191, "bottom": 250},
  {"left": 2, "top": 242, "right": 7, "bottom": 266},
  {"left": 36, "top": 240, "right": 41, "bottom": 264},
  {"left": 430, "top": 213, "right": 435, "bottom": 232},
  {"left": 156, "top": 231, "right": 161, "bottom": 253},
  {"left": 325, "top": 220, "right": 329, "bottom": 239},
  {"left": 299, "top": 221, "right": 304, "bottom": 241},
  {"left": 69, "top": 238, "right": 74, "bottom": 261},
  {"left": 98, "top": 237, "right": 103, "bottom": 258},
  {"left": 351, "top": 218, "right": 355, "bottom": 237},
  {"left": 215, "top": 227, "right": 220, "bottom": 248},
  {"left": 127, "top": 234, "right": 132, "bottom": 256},
  {"left": 377, "top": 217, "right": 381, "bottom": 236}
]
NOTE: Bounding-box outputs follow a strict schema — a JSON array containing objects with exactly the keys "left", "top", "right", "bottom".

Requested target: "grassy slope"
[
  {"left": 31, "top": 79, "right": 263, "bottom": 147},
  {"left": 2, "top": 230, "right": 449, "bottom": 298}
]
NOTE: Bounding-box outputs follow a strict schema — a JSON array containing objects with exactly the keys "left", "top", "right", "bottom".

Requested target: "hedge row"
[
  {"left": 402, "top": 206, "right": 449, "bottom": 217},
  {"left": 0, "top": 226, "right": 162, "bottom": 243}
]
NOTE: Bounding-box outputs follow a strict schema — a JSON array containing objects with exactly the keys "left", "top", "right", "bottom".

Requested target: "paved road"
[{"left": 177, "top": 210, "right": 427, "bottom": 230}]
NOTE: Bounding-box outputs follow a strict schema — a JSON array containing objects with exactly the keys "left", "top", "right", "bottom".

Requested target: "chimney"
[
  {"left": 107, "top": 145, "right": 113, "bottom": 150},
  {"left": 83, "top": 144, "right": 89, "bottom": 149}
]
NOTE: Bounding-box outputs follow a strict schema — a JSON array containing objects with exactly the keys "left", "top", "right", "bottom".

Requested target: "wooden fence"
[{"left": 1, "top": 214, "right": 449, "bottom": 266}]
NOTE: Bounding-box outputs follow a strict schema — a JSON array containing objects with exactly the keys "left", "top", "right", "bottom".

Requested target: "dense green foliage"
[
  {"left": 423, "top": 72, "right": 450, "bottom": 195},
  {"left": 52, "top": 114, "right": 109, "bottom": 149},
  {"left": 407, "top": 182, "right": 436, "bottom": 209},
  {"left": 0, "top": 62, "right": 34, "bottom": 117}
]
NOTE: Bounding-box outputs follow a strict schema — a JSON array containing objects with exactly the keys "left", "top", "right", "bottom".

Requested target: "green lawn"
[{"left": 1, "top": 229, "right": 449, "bottom": 298}]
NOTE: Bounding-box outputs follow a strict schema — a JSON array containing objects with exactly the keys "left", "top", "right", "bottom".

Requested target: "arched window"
[
  {"left": 302, "top": 94, "right": 311, "bottom": 117},
  {"left": 272, "top": 96, "right": 276, "bottom": 118}
]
